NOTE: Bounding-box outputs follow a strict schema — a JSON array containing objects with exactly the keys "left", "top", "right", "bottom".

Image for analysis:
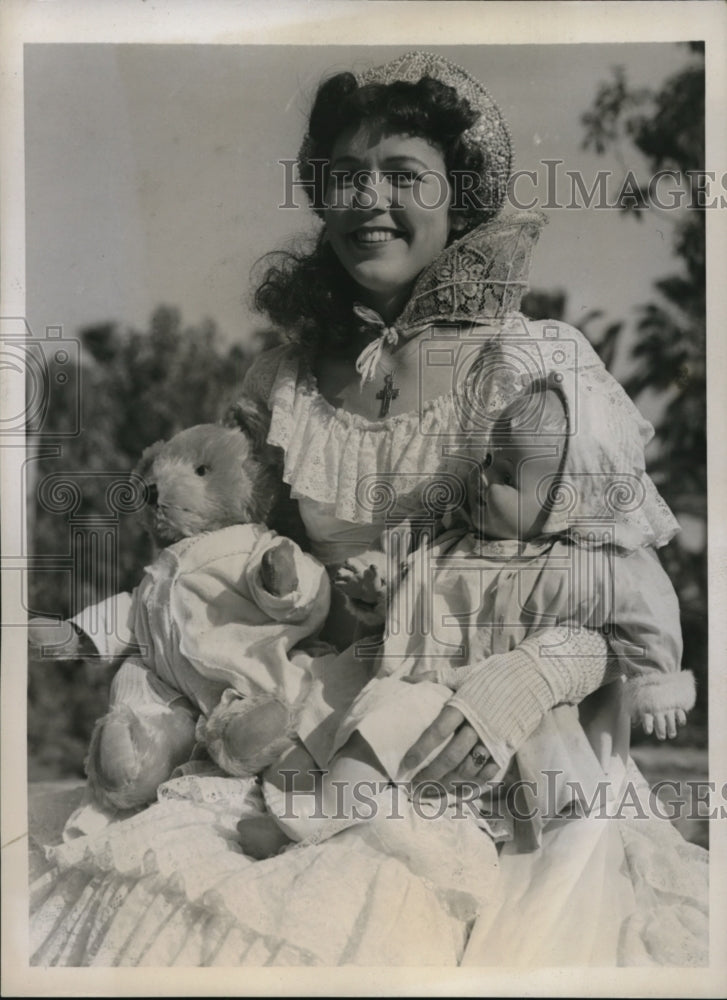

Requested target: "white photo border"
[{"left": 2, "top": 1, "right": 726, "bottom": 996}]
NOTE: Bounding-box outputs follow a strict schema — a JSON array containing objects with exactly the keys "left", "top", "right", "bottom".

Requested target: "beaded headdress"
[{"left": 297, "top": 50, "right": 513, "bottom": 229}]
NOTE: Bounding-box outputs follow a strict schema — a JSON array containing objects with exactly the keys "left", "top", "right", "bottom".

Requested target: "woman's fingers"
[
  {"left": 653, "top": 713, "right": 667, "bottom": 740},
  {"left": 402, "top": 706, "right": 466, "bottom": 774},
  {"left": 411, "top": 723, "right": 480, "bottom": 787},
  {"left": 676, "top": 709, "right": 688, "bottom": 728},
  {"left": 438, "top": 756, "right": 500, "bottom": 795},
  {"left": 642, "top": 713, "right": 654, "bottom": 736}
]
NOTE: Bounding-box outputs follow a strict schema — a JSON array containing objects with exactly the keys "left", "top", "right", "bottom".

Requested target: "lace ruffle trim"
[
  {"left": 242, "top": 335, "right": 680, "bottom": 548},
  {"left": 256, "top": 346, "right": 475, "bottom": 525}
]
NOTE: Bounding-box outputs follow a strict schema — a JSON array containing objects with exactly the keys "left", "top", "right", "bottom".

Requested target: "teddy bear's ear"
[
  {"left": 134, "top": 439, "right": 166, "bottom": 479},
  {"left": 222, "top": 397, "right": 273, "bottom": 457}
]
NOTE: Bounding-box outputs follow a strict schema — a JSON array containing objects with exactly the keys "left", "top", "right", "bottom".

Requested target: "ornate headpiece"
[
  {"left": 351, "top": 210, "right": 547, "bottom": 388},
  {"left": 297, "top": 50, "right": 513, "bottom": 229}
]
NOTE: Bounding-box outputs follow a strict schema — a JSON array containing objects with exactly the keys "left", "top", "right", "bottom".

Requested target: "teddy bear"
[{"left": 28, "top": 398, "right": 331, "bottom": 815}]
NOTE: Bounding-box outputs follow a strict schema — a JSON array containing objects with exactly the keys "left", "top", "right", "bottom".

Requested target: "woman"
[{"left": 29, "top": 50, "right": 707, "bottom": 968}]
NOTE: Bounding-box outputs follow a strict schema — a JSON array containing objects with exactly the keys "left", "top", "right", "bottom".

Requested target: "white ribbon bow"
[{"left": 353, "top": 303, "right": 400, "bottom": 389}]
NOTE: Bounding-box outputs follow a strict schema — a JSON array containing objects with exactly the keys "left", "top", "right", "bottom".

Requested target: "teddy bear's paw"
[
  {"left": 27, "top": 617, "right": 83, "bottom": 659},
  {"left": 260, "top": 538, "right": 299, "bottom": 596},
  {"left": 89, "top": 706, "right": 197, "bottom": 811}
]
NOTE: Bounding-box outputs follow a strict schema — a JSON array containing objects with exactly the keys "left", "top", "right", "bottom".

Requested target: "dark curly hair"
[{"left": 253, "top": 73, "right": 490, "bottom": 356}]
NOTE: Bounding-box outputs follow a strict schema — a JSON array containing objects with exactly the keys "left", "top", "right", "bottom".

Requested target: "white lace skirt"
[
  {"left": 28, "top": 763, "right": 708, "bottom": 968},
  {"left": 29, "top": 772, "right": 493, "bottom": 966}
]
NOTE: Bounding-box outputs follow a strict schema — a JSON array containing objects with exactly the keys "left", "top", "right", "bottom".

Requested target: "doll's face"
[
  {"left": 323, "top": 126, "right": 454, "bottom": 319},
  {"left": 467, "top": 440, "right": 562, "bottom": 540},
  {"left": 467, "top": 389, "right": 568, "bottom": 540}
]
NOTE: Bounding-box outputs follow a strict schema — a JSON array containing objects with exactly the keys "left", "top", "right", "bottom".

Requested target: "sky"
[{"left": 24, "top": 42, "right": 695, "bottom": 352}]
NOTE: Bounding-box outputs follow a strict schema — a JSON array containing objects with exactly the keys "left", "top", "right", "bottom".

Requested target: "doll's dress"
[{"left": 28, "top": 213, "right": 708, "bottom": 966}]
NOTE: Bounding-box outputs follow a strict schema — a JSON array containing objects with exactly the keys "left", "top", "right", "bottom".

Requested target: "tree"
[{"left": 580, "top": 44, "right": 707, "bottom": 728}]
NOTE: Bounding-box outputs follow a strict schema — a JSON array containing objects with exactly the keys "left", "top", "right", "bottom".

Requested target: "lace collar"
[
  {"left": 437, "top": 511, "right": 557, "bottom": 559},
  {"left": 354, "top": 210, "right": 547, "bottom": 345},
  {"left": 350, "top": 210, "right": 547, "bottom": 386}
]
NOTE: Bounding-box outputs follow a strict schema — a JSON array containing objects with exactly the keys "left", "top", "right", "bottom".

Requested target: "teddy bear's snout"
[{"left": 145, "top": 483, "right": 159, "bottom": 507}]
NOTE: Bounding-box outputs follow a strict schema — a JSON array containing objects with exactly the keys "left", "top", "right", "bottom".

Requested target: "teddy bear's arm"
[
  {"left": 244, "top": 535, "right": 331, "bottom": 627},
  {"left": 68, "top": 590, "right": 138, "bottom": 664},
  {"left": 170, "top": 538, "right": 330, "bottom": 704}
]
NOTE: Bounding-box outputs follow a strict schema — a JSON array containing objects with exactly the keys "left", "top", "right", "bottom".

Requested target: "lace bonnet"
[
  {"left": 297, "top": 50, "right": 514, "bottom": 230},
  {"left": 496, "top": 372, "right": 680, "bottom": 550}
]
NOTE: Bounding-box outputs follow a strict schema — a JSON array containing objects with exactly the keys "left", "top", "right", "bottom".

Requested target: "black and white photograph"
[{"left": 2, "top": 1, "right": 726, "bottom": 994}]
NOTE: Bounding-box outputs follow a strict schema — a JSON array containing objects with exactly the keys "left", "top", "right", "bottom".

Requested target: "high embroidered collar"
[{"left": 353, "top": 210, "right": 547, "bottom": 343}]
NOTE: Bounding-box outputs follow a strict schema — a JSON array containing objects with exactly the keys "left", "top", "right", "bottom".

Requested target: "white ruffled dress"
[
  {"left": 29, "top": 331, "right": 708, "bottom": 968},
  {"left": 28, "top": 215, "right": 709, "bottom": 967},
  {"left": 29, "top": 757, "right": 708, "bottom": 967}
]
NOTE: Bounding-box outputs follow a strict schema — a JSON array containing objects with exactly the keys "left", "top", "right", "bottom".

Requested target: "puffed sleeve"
[
  {"left": 238, "top": 344, "right": 291, "bottom": 408},
  {"left": 242, "top": 534, "right": 330, "bottom": 624},
  {"left": 168, "top": 530, "right": 330, "bottom": 705}
]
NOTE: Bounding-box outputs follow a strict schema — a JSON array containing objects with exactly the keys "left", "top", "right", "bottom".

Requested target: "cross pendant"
[{"left": 376, "top": 373, "right": 399, "bottom": 417}]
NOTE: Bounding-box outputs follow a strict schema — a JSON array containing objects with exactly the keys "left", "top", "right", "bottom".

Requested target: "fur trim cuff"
[{"left": 624, "top": 671, "right": 696, "bottom": 720}]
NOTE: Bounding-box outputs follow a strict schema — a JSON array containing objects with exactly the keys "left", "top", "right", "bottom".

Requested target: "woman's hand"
[{"left": 402, "top": 704, "right": 500, "bottom": 796}]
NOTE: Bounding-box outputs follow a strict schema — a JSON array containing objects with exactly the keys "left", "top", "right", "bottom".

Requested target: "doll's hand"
[
  {"left": 642, "top": 708, "right": 688, "bottom": 740},
  {"left": 260, "top": 538, "right": 299, "bottom": 597},
  {"left": 334, "top": 557, "right": 387, "bottom": 621},
  {"left": 402, "top": 705, "right": 500, "bottom": 796}
]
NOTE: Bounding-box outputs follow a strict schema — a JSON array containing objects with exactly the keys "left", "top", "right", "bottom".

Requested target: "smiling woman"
[
  {"left": 253, "top": 64, "right": 510, "bottom": 426},
  {"left": 27, "top": 47, "right": 709, "bottom": 971},
  {"left": 324, "top": 132, "right": 453, "bottom": 323}
]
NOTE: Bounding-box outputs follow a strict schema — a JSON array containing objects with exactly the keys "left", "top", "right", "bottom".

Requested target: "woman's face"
[{"left": 323, "top": 125, "right": 453, "bottom": 319}]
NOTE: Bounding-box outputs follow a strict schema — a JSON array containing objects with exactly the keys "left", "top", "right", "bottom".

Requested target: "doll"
[{"left": 262, "top": 374, "right": 695, "bottom": 843}]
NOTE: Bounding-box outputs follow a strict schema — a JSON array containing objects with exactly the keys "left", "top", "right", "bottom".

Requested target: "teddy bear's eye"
[{"left": 195, "top": 465, "right": 209, "bottom": 477}]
